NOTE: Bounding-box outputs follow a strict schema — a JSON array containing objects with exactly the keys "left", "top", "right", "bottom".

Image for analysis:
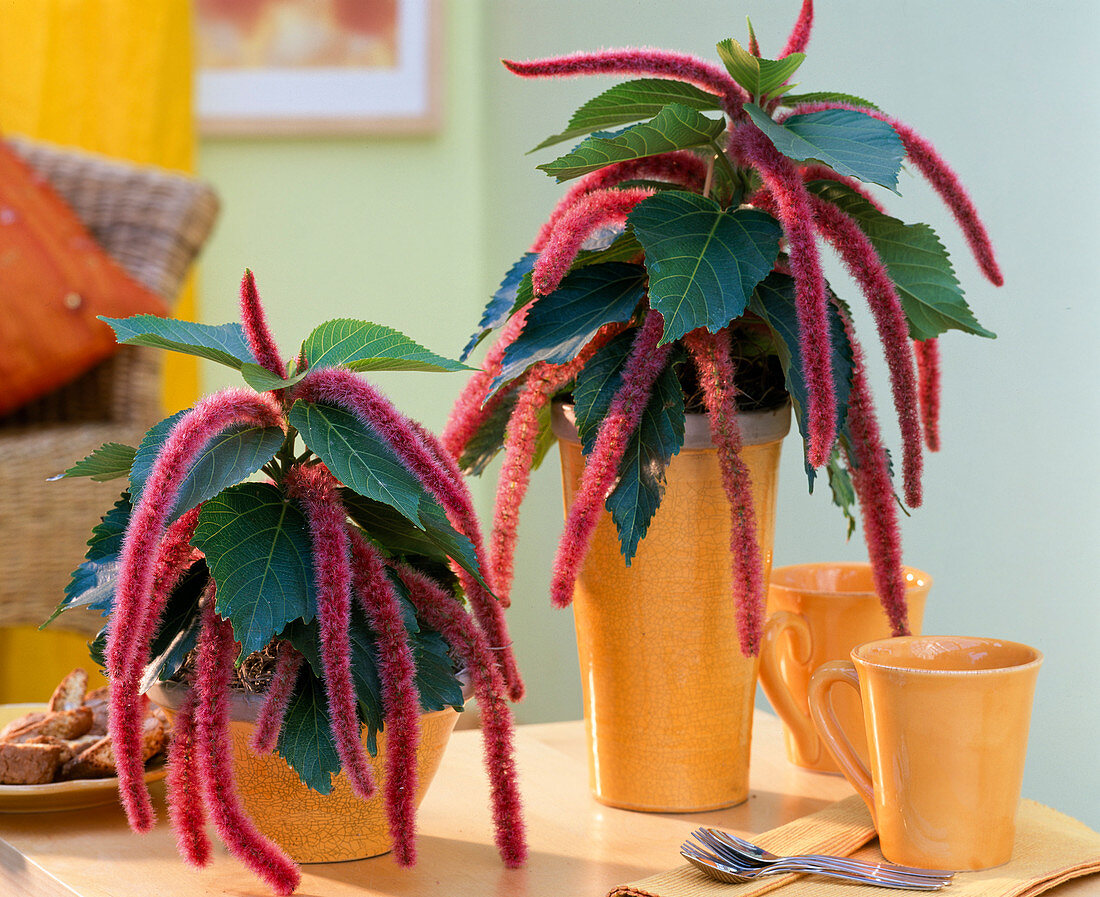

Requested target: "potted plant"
[
  {"left": 444, "top": 0, "right": 1001, "bottom": 810},
  {"left": 48, "top": 272, "right": 527, "bottom": 895}
]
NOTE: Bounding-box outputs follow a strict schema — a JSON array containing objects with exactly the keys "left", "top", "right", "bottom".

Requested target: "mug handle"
[
  {"left": 808, "top": 661, "right": 874, "bottom": 814},
  {"left": 758, "top": 611, "right": 820, "bottom": 764}
]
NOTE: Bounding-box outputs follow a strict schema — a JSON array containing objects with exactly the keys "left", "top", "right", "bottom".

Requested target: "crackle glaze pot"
[
  {"left": 552, "top": 401, "right": 790, "bottom": 812},
  {"left": 149, "top": 682, "right": 461, "bottom": 863}
]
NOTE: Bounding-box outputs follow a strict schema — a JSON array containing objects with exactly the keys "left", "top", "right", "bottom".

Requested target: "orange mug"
[
  {"left": 808, "top": 636, "right": 1042, "bottom": 870},
  {"left": 759, "top": 563, "right": 930, "bottom": 773}
]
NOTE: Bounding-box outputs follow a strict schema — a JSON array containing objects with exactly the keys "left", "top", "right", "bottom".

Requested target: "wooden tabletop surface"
[{"left": 0, "top": 712, "right": 1093, "bottom": 897}]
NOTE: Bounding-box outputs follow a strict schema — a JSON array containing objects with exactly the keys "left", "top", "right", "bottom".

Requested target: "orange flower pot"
[
  {"left": 552, "top": 402, "right": 790, "bottom": 812},
  {"left": 150, "top": 684, "right": 461, "bottom": 863}
]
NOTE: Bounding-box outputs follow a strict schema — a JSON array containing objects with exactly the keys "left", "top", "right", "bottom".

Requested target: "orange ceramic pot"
[
  {"left": 759, "top": 562, "right": 931, "bottom": 773},
  {"left": 149, "top": 683, "right": 461, "bottom": 863},
  {"left": 552, "top": 402, "right": 790, "bottom": 812}
]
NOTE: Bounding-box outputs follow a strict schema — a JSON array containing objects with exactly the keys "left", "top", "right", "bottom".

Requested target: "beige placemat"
[{"left": 611, "top": 798, "right": 1100, "bottom": 897}]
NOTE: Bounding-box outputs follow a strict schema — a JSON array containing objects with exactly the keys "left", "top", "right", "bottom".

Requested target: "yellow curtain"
[{"left": 0, "top": 0, "right": 200, "bottom": 701}]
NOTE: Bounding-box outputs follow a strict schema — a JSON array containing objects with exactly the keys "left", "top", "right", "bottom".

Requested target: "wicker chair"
[{"left": 0, "top": 138, "right": 219, "bottom": 636}]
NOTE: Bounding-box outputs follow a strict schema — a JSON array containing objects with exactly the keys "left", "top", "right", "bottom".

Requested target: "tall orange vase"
[{"left": 552, "top": 402, "right": 790, "bottom": 812}]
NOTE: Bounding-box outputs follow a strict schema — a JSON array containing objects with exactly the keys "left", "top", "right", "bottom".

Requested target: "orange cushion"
[{"left": 0, "top": 140, "right": 169, "bottom": 416}]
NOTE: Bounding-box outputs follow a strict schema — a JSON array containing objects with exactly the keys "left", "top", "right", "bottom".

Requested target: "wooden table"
[{"left": 1, "top": 712, "right": 1092, "bottom": 896}]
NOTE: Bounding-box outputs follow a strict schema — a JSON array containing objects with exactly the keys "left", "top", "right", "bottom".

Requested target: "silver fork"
[
  {"left": 701, "top": 827, "right": 955, "bottom": 880},
  {"left": 680, "top": 845, "right": 951, "bottom": 890}
]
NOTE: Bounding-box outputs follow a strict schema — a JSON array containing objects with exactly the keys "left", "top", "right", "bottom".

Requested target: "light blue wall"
[{"left": 198, "top": 1, "right": 1100, "bottom": 828}]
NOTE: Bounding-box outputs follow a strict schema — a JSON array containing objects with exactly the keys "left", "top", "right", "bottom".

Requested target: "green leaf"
[
  {"left": 492, "top": 263, "right": 646, "bottom": 393},
  {"left": 743, "top": 103, "right": 905, "bottom": 192},
  {"left": 43, "top": 493, "right": 131, "bottom": 627},
  {"left": 571, "top": 229, "right": 645, "bottom": 269},
  {"left": 531, "top": 78, "right": 723, "bottom": 152},
  {"left": 606, "top": 355, "right": 686, "bottom": 562},
  {"left": 749, "top": 272, "right": 854, "bottom": 476},
  {"left": 461, "top": 254, "right": 537, "bottom": 362},
  {"left": 276, "top": 664, "right": 343, "bottom": 794},
  {"left": 287, "top": 401, "right": 425, "bottom": 524},
  {"left": 139, "top": 562, "right": 208, "bottom": 691},
  {"left": 51, "top": 443, "right": 135, "bottom": 482},
  {"left": 100, "top": 315, "right": 256, "bottom": 370},
  {"left": 715, "top": 38, "right": 805, "bottom": 97},
  {"left": 538, "top": 104, "right": 726, "bottom": 181},
  {"left": 193, "top": 483, "right": 317, "bottom": 659},
  {"left": 573, "top": 330, "right": 637, "bottom": 454},
  {"left": 629, "top": 191, "right": 782, "bottom": 344},
  {"left": 780, "top": 91, "right": 879, "bottom": 110},
  {"left": 806, "top": 180, "right": 994, "bottom": 340},
  {"left": 455, "top": 389, "right": 555, "bottom": 477},
  {"left": 386, "top": 573, "right": 464, "bottom": 714},
  {"left": 300, "top": 319, "right": 468, "bottom": 374},
  {"left": 825, "top": 448, "right": 858, "bottom": 539},
  {"left": 239, "top": 363, "right": 307, "bottom": 392},
  {"left": 131, "top": 411, "right": 285, "bottom": 522}
]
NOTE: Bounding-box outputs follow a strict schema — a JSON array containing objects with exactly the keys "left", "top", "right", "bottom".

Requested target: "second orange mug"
[
  {"left": 808, "top": 636, "right": 1042, "bottom": 870},
  {"left": 759, "top": 562, "right": 931, "bottom": 773}
]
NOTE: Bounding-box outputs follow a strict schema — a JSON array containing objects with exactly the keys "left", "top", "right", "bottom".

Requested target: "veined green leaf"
[
  {"left": 716, "top": 38, "right": 805, "bottom": 98},
  {"left": 532, "top": 78, "right": 723, "bottom": 152},
  {"left": 573, "top": 329, "right": 637, "bottom": 454},
  {"left": 744, "top": 103, "right": 905, "bottom": 192},
  {"left": 461, "top": 254, "right": 537, "bottom": 362},
  {"left": 806, "top": 180, "right": 994, "bottom": 340},
  {"left": 193, "top": 482, "right": 317, "bottom": 659},
  {"left": 276, "top": 664, "right": 343, "bottom": 794},
  {"left": 51, "top": 442, "right": 135, "bottom": 482},
  {"left": 288, "top": 401, "right": 426, "bottom": 524},
  {"left": 491, "top": 263, "right": 646, "bottom": 393},
  {"left": 825, "top": 448, "right": 858, "bottom": 539},
  {"left": 455, "top": 389, "right": 555, "bottom": 478},
  {"left": 629, "top": 191, "right": 782, "bottom": 344},
  {"left": 300, "top": 319, "right": 467, "bottom": 374},
  {"left": 139, "top": 562, "right": 208, "bottom": 691},
  {"left": 130, "top": 411, "right": 285, "bottom": 522},
  {"left": 538, "top": 104, "right": 726, "bottom": 182},
  {"left": 239, "top": 363, "right": 308, "bottom": 392},
  {"left": 606, "top": 355, "right": 686, "bottom": 563},
  {"left": 780, "top": 91, "right": 879, "bottom": 110},
  {"left": 100, "top": 316, "right": 256, "bottom": 370}
]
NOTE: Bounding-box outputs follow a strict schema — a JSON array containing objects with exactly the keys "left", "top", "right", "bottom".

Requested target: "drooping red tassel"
[
  {"left": 251, "top": 641, "right": 304, "bottom": 755},
  {"left": 165, "top": 687, "right": 211, "bottom": 868},
  {"left": 914, "top": 338, "right": 942, "bottom": 451}
]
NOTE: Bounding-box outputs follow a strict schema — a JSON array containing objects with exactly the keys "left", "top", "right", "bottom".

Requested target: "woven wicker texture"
[{"left": 0, "top": 138, "right": 219, "bottom": 634}]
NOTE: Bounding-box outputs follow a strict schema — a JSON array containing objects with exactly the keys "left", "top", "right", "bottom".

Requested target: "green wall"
[{"left": 198, "top": 1, "right": 1100, "bottom": 827}]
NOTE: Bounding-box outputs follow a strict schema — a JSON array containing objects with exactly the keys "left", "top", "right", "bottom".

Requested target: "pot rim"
[{"left": 550, "top": 399, "right": 791, "bottom": 450}]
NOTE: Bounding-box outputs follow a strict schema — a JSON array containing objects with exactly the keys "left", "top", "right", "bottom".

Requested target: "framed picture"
[{"left": 196, "top": 0, "right": 439, "bottom": 135}]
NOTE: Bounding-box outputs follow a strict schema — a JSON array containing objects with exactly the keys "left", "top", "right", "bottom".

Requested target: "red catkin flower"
[
  {"left": 780, "top": 0, "right": 815, "bottom": 57},
  {"left": 108, "top": 388, "right": 283, "bottom": 833},
  {"left": 683, "top": 328, "right": 766, "bottom": 656},
  {"left": 294, "top": 368, "right": 524, "bottom": 702},
  {"left": 251, "top": 640, "right": 304, "bottom": 755},
  {"left": 731, "top": 123, "right": 837, "bottom": 466},
  {"left": 807, "top": 192, "right": 924, "bottom": 507},
  {"left": 843, "top": 335, "right": 909, "bottom": 636},
  {"left": 491, "top": 323, "right": 626, "bottom": 607},
  {"left": 284, "top": 464, "right": 375, "bottom": 801},
  {"left": 392, "top": 562, "right": 527, "bottom": 869},
  {"left": 781, "top": 101, "right": 1003, "bottom": 287},
  {"left": 347, "top": 533, "right": 424, "bottom": 867},
  {"left": 549, "top": 311, "right": 671, "bottom": 608},
  {"left": 532, "top": 153, "right": 708, "bottom": 252},
  {"left": 914, "top": 338, "right": 942, "bottom": 451},
  {"left": 533, "top": 187, "right": 654, "bottom": 297},
  {"left": 193, "top": 598, "right": 301, "bottom": 896},
  {"left": 165, "top": 688, "right": 211, "bottom": 867},
  {"left": 503, "top": 48, "right": 748, "bottom": 120},
  {"left": 240, "top": 269, "right": 287, "bottom": 380}
]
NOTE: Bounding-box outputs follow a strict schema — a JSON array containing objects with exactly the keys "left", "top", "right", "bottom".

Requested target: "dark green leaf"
[
  {"left": 387, "top": 573, "right": 464, "bottom": 714},
  {"left": 606, "top": 356, "right": 686, "bottom": 562},
  {"left": 239, "top": 363, "right": 307, "bottom": 392},
  {"left": 100, "top": 315, "right": 257, "bottom": 370},
  {"left": 89, "top": 628, "right": 107, "bottom": 670},
  {"left": 538, "top": 104, "right": 726, "bottom": 181},
  {"left": 139, "top": 562, "right": 208, "bottom": 691},
  {"left": 300, "top": 319, "right": 467, "bottom": 374},
  {"left": 573, "top": 329, "right": 637, "bottom": 454},
  {"left": 629, "top": 191, "right": 782, "bottom": 344},
  {"left": 51, "top": 442, "right": 135, "bottom": 482},
  {"left": 193, "top": 483, "right": 317, "bottom": 659},
  {"left": 461, "top": 254, "right": 537, "bottom": 362},
  {"left": 131, "top": 412, "right": 285, "bottom": 522},
  {"left": 743, "top": 103, "right": 905, "bottom": 192},
  {"left": 531, "top": 78, "right": 723, "bottom": 152},
  {"left": 571, "top": 229, "right": 645, "bottom": 269},
  {"left": 456, "top": 389, "right": 555, "bottom": 477},
  {"left": 276, "top": 664, "right": 343, "bottom": 794},
  {"left": 825, "top": 448, "right": 858, "bottom": 539},
  {"left": 806, "top": 180, "right": 994, "bottom": 340},
  {"left": 288, "top": 401, "right": 425, "bottom": 524},
  {"left": 492, "top": 263, "right": 646, "bottom": 393},
  {"left": 780, "top": 91, "right": 879, "bottom": 110},
  {"left": 715, "top": 38, "right": 805, "bottom": 97}
]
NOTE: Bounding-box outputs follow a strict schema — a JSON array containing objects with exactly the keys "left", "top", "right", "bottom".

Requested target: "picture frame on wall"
[{"left": 196, "top": 0, "right": 439, "bottom": 135}]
